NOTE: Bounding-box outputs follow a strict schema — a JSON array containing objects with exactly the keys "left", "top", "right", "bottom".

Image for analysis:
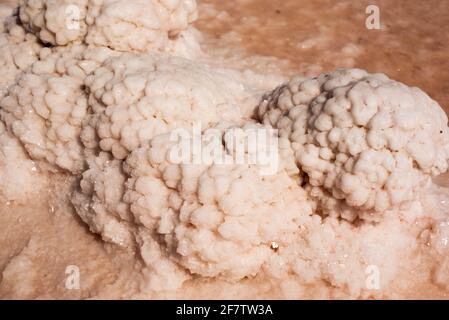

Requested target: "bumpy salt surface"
[{"left": 0, "top": 0, "right": 448, "bottom": 299}]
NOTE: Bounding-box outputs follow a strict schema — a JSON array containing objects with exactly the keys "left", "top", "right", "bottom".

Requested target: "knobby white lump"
[
  {"left": 73, "top": 125, "right": 313, "bottom": 289},
  {"left": 0, "top": 45, "right": 116, "bottom": 173},
  {"left": 86, "top": 0, "right": 198, "bottom": 55},
  {"left": 1, "top": 0, "right": 449, "bottom": 299},
  {"left": 19, "top": 0, "right": 199, "bottom": 56},
  {"left": 259, "top": 69, "right": 449, "bottom": 221},
  {"left": 0, "top": 14, "right": 42, "bottom": 97},
  {"left": 125, "top": 129, "right": 311, "bottom": 282},
  {"left": 72, "top": 151, "right": 132, "bottom": 247},
  {"left": 81, "top": 52, "right": 246, "bottom": 160},
  {"left": 18, "top": 0, "right": 91, "bottom": 45}
]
